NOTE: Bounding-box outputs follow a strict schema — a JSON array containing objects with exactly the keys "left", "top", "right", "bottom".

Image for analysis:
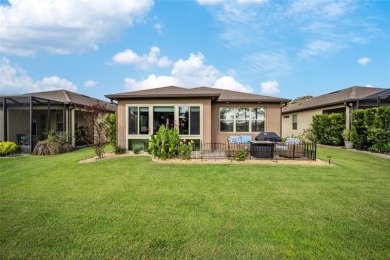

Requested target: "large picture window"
[
  {"left": 127, "top": 105, "right": 201, "bottom": 136},
  {"left": 220, "top": 107, "right": 265, "bottom": 132}
]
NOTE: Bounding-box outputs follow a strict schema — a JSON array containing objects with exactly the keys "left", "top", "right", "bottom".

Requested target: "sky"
[{"left": 0, "top": 0, "right": 389, "bottom": 102}]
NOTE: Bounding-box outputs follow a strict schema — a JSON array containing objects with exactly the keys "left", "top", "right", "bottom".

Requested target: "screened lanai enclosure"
[{"left": 1, "top": 91, "right": 115, "bottom": 153}]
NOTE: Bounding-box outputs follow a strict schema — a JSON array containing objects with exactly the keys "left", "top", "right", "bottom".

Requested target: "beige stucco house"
[
  {"left": 106, "top": 86, "right": 290, "bottom": 150},
  {"left": 0, "top": 90, "right": 116, "bottom": 153},
  {"left": 281, "top": 86, "right": 388, "bottom": 138}
]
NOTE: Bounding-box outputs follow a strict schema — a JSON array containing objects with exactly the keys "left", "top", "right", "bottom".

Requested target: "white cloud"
[
  {"left": 34, "top": 77, "right": 77, "bottom": 92},
  {"left": 244, "top": 51, "right": 292, "bottom": 77},
  {"left": 237, "top": 0, "right": 268, "bottom": 4},
  {"left": 124, "top": 52, "right": 253, "bottom": 93},
  {"left": 0, "top": 57, "right": 35, "bottom": 93},
  {"left": 124, "top": 75, "right": 175, "bottom": 92},
  {"left": 366, "top": 84, "right": 373, "bottom": 88},
  {"left": 358, "top": 57, "right": 371, "bottom": 65},
  {"left": 0, "top": 0, "right": 154, "bottom": 56},
  {"left": 0, "top": 57, "right": 77, "bottom": 93},
  {"left": 111, "top": 47, "right": 171, "bottom": 69},
  {"left": 214, "top": 76, "right": 253, "bottom": 93},
  {"left": 197, "top": 0, "right": 225, "bottom": 6},
  {"left": 260, "top": 81, "right": 280, "bottom": 95},
  {"left": 153, "top": 23, "right": 163, "bottom": 35},
  {"left": 84, "top": 80, "right": 98, "bottom": 88},
  {"left": 298, "top": 40, "right": 346, "bottom": 58}
]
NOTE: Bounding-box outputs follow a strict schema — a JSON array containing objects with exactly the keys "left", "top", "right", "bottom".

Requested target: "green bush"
[
  {"left": 133, "top": 148, "right": 141, "bottom": 154},
  {"left": 352, "top": 107, "right": 390, "bottom": 153},
  {"left": 234, "top": 150, "right": 247, "bottom": 161},
  {"left": 311, "top": 113, "right": 345, "bottom": 145},
  {"left": 148, "top": 125, "right": 180, "bottom": 160},
  {"left": 114, "top": 146, "right": 127, "bottom": 154},
  {"left": 178, "top": 139, "right": 194, "bottom": 160},
  {"left": 0, "top": 141, "right": 19, "bottom": 156}
]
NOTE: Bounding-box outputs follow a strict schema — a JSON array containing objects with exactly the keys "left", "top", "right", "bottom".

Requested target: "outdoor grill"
[{"left": 255, "top": 132, "right": 282, "bottom": 142}]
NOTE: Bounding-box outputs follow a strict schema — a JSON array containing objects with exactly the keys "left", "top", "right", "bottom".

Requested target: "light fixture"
[{"left": 327, "top": 155, "right": 332, "bottom": 165}]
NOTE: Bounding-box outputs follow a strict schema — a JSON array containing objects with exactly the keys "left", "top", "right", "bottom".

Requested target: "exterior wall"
[
  {"left": 211, "top": 102, "right": 282, "bottom": 143},
  {"left": 116, "top": 98, "right": 212, "bottom": 149},
  {"left": 282, "top": 104, "right": 348, "bottom": 138}
]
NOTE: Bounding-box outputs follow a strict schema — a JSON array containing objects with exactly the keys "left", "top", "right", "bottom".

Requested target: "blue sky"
[{"left": 0, "top": 0, "right": 389, "bottom": 101}]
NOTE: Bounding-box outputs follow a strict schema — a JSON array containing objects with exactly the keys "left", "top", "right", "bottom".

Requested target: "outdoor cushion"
[
  {"left": 228, "top": 136, "right": 242, "bottom": 143},
  {"left": 240, "top": 135, "right": 252, "bottom": 143}
]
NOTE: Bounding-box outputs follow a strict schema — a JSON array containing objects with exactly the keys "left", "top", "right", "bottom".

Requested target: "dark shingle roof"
[
  {"left": 26, "top": 89, "right": 116, "bottom": 111},
  {"left": 105, "top": 86, "right": 290, "bottom": 103},
  {"left": 282, "top": 86, "right": 385, "bottom": 113}
]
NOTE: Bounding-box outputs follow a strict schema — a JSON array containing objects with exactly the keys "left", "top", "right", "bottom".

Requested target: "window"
[
  {"left": 220, "top": 108, "right": 234, "bottom": 132},
  {"left": 179, "top": 106, "right": 200, "bottom": 135},
  {"left": 56, "top": 111, "right": 64, "bottom": 132},
  {"left": 292, "top": 114, "right": 298, "bottom": 130},
  {"left": 127, "top": 105, "right": 201, "bottom": 137},
  {"left": 153, "top": 106, "right": 174, "bottom": 133},
  {"left": 251, "top": 108, "right": 265, "bottom": 132},
  {"left": 220, "top": 107, "right": 265, "bottom": 132},
  {"left": 128, "top": 107, "right": 149, "bottom": 135}
]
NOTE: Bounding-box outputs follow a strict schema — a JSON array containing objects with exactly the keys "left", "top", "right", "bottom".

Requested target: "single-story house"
[
  {"left": 281, "top": 86, "right": 388, "bottom": 138},
  {"left": 0, "top": 89, "right": 116, "bottom": 153},
  {"left": 105, "top": 86, "right": 290, "bottom": 150}
]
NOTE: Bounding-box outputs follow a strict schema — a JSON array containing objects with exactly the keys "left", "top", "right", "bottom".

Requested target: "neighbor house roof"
[
  {"left": 105, "top": 86, "right": 290, "bottom": 103},
  {"left": 25, "top": 89, "right": 116, "bottom": 111},
  {"left": 359, "top": 88, "right": 390, "bottom": 103},
  {"left": 282, "top": 86, "right": 385, "bottom": 114}
]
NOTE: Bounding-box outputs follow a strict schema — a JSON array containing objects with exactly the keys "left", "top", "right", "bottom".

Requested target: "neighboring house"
[
  {"left": 105, "top": 86, "right": 290, "bottom": 150},
  {"left": 0, "top": 90, "right": 116, "bottom": 153},
  {"left": 282, "top": 86, "right": 388, "bottom": 138}
]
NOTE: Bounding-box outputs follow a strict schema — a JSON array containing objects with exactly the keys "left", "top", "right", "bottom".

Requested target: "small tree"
[
  {"left": 82, "top": 102, "right": 110, "bottom": 159},
  {"left": 105, "top": 113, "right": 117, "bottom": 148}
]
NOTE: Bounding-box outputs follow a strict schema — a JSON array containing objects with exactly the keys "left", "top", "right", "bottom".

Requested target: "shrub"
[
  {"left": 178, "top": 139, "right": 194, "bottom": 160},
  {"left": 352, "top": 107, "right": 390, "bottom": 153},
  {"left": 0, "top": 141, "right": 19, "bottom": 156},
  {"left": 234, "top": 150, "right": 247, "bottom": 161},
  {"left": 33, "top": 130, "right": 73, "bottom": 155},
  {"left": 148, "top": 125, "right": 179, "bottom": 160},
  {"left": 311, "top": 113, "right": 345, "bottom": 145},
  {"left": 105, "top": 113, "right": 117, "bottom": 148},
  {"left": 114, "top": 146, "right": 127, "bottom": 154},
  {"left": 133, "top": 148, "right": 141, "bottom": 154}
]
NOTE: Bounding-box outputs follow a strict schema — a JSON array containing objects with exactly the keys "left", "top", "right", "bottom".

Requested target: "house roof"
[
  {"left": 359, "top": 88, "right": 390, "bottom": 102},
  {"left": 105, "top": 86, "right": 290, "bottom": 103},
  {"left": 282, "top": 86, "right": 386, "bottom": 114},
  {"left": 26, "top": 89, "right": 116, "bottom": 111}
]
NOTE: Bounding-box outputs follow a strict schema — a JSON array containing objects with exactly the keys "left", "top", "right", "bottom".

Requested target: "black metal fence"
[
  {"left": 274, "top": 142, "right": 316, "bottom": 160},
  {"left": 191, "top": 142, "right": 316, "bottom": 161}
]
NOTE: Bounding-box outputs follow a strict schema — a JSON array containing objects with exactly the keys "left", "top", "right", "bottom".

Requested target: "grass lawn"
[{"left": 1, "top": 146, "right": 389, "bottom": 259}]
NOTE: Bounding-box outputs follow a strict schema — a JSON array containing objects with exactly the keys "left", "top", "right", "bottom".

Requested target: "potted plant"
[{"left": 342, "top": 129, "right": 354, "bottom": 149}]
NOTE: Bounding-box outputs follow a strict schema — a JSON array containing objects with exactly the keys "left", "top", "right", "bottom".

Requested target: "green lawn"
[{"left": 1, "top": 147, "right": 389, "bottom": 259}]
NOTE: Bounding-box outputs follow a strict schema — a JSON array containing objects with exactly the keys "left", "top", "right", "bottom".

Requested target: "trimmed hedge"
[
  {"left": 311, "top": 113, "right": 345, "bottom": 145},
  {"left": 352, "top": 106, "right": 390, "bottom": 153}
]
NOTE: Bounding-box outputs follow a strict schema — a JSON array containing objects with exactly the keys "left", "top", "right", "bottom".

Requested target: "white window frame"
[
  {"left": 219, "top": 107, "right": 266, "bottom": 133},
  {"left": 125, "top": 104, "right": 203, "bottom": 150}
]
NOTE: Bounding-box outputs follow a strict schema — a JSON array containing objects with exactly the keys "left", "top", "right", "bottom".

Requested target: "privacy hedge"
[
  {"left": 311, "top": 113, "right": 345, "bottom": 145},
  {"left": 352, "top": 106, "right": 390, "bottom": 153}
]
